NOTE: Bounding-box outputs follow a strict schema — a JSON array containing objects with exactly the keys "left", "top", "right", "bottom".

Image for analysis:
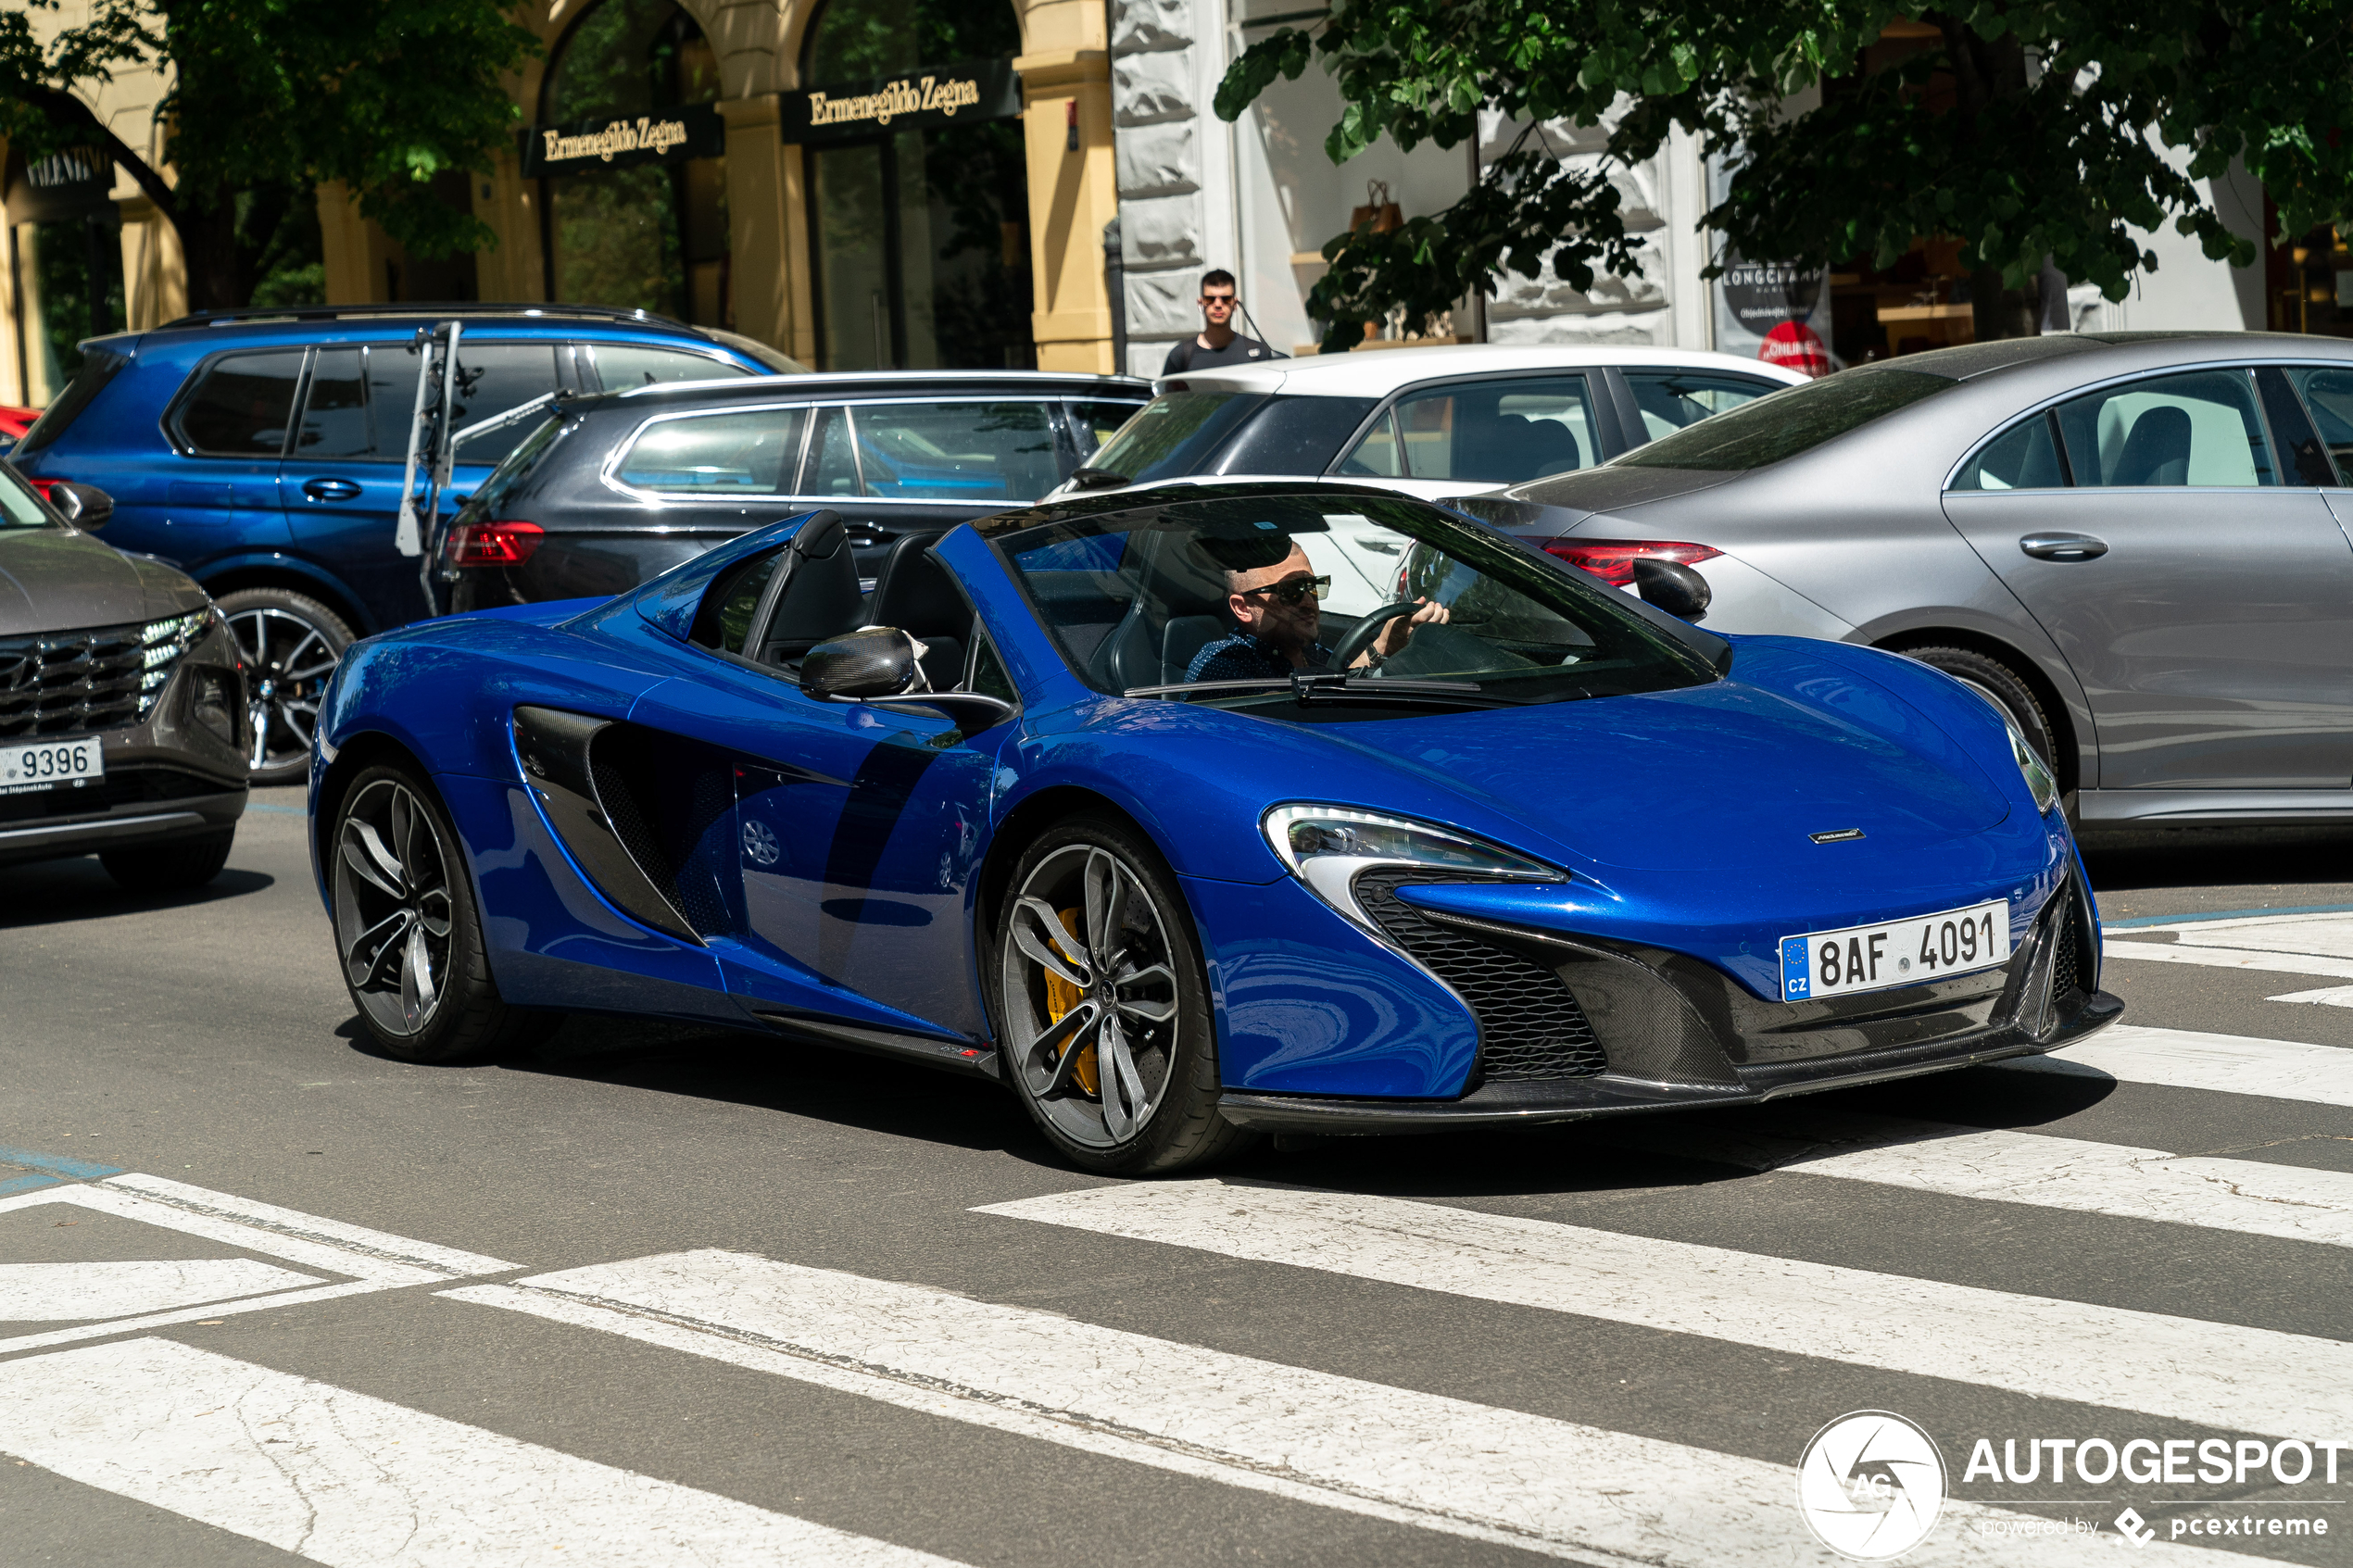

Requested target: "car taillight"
[
  {"left": 444, "top": 520, "right": 545, "bottom": 566},
  {"left": 1543, "top": 538, "right": 1722, "bottom": 588}
]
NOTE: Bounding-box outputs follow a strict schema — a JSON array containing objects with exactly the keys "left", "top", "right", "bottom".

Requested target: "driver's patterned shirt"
[{"left": 1186, "top": 633, "right": 1334, "bottom": 684}]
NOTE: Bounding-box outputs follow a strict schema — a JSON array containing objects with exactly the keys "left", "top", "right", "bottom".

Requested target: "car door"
[
  {"left": 151, "top": 347, "right": 305, "bottom": 572},
  {"left": 624, "top": 533, "right": 1013, "bottom": 1042},
  {"left": 1943, "top": 365, "right": 2353, "bottom": 790},
  {"left": 792, "top": 398, "right": 1065, "bottom": 585},
  {"left": 283, "top": 340, "right": 571, "bottom": 630}
]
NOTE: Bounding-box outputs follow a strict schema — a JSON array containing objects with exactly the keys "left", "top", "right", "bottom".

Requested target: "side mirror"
[
  {"left": 802, "top": 627, "right": 1016, "bottom": 728},
  {"left": 52, "top": 481, "right": 114, "bottom": 531},
  {"left": 1632, "top": 558, "right": 1709, "bottom": 622},
  {"left": 803, "top": 627, "right": 923, "bottom": 702}
]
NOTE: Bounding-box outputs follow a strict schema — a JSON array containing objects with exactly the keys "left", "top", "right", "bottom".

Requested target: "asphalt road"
[{"left": 4, "top": 790, "right": 2351, "bottom": 1567}]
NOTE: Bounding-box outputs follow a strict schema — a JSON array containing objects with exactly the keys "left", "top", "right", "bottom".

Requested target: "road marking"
[
  {"left": 2268, "top": 985, "right": 2353, "bottom": 1009},
  {"left": 0, "top": 1336, "right": 961, "bottom": 1568},
  {"left": 2157, "top": 911, "right": 2353, "bottom": 955},
  {"left": 0, "top": 1184, "right": 443, "bottom": 1286},
  {"left": 975, "top": 1181, "right": 2353, "bottom": 1439},
  {"left": 1589, "top": 1111, "right": 2353, "bottom": 1248},
  {"left": 2102, "top": 939, "right": 2353, "bottom": 980},
  {"left": 1997, "top": 1023, "right": 2353, "bottom": 1107},
  {"left": 0, "top": 1260, "right": 322, "bottom": 1320},
  {"left": 0, "top": 1142, "right": 123, "bottom": 1179},
  {"left": 447, "top": 1251, "right": 2205, "bottom": 1568},
  {"left": 104, "top": 1173, "right": 515, "bottom": 1276},
  {"left": 2106, "top": 902, "right": 2353, "bottom": 928}
]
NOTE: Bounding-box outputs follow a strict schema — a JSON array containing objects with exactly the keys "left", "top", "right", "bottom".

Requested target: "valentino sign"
[
  {"left": 780, "top": 56, "right": 1019, "bottom": 144},
  {"left": 521, "top": 103, "right": 724, "bottom": 176}
]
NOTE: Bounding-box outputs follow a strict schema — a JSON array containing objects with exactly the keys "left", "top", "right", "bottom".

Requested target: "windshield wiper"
[{"left": 1124, "top": 671, "right": 1526, "bottom": 709}]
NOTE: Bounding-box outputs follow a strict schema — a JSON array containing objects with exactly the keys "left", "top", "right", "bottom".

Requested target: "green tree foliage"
[
  {"left": 1216, "top": 3, "right": 2353, "bottom": 350},
  {"left": 0, "top": 0, "right": 539, "bottom": 307}
]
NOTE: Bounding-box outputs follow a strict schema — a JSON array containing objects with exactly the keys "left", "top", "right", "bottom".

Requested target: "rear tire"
[
  {"left": 988, "top": 816, "right": 1253, "bottom": 1175},
  {"left": 217, "top": 587, "right": 354, "bottom": 787},
  {"left": 101, "top": 830, "right": 234, "bottom": 893},
  {"left": 1900, "top": 646, "right": 2058, "bottom": 767},
  {"left": 329, "top": 763, "right": 557, "bottom": 1063}
]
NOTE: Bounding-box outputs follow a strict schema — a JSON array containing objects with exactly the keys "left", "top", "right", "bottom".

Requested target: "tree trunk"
[
  {"left": 175, "top": 194, "right": 243, "bottom": 312},
  {"left": 1970, "top": 266, "right": 2040, "bottom": 342}
]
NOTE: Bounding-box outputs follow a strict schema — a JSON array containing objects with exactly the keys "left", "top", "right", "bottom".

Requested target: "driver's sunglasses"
[{"left": 1238, "top": 573, "right": 1329, "bottom": 607}]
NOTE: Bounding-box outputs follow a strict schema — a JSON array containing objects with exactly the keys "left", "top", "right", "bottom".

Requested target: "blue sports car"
[{"left": 308, "top": 482, "right": 2118, "bottom": 1173}]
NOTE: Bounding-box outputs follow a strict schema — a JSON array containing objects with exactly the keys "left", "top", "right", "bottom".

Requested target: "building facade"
[{"left": 0, "top": 0, "right": 2339, "bottom": 409}]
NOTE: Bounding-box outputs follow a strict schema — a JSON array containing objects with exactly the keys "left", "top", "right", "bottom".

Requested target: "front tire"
[
  {"left": 330, "top": 764, "right": 554, "bottom": 1063},
  {"left": 988, "top": 817, "right": 1250, "bottom": 1175},
  {"left": 1901, "top": 645, "right": 2058, "bottom": 767},
  {"left": 101, "top": 830, "right": 234, "bottom": 893},
  {"left": 217, "top": 587, "right": 353, "bottom": 787}
]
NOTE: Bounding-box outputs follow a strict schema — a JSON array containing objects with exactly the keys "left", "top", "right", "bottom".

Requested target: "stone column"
[
  {"left": 1014, "top": 0, "right": 1118, "bottom": 374},
  {"left": 720, "top": 94, "right": 799, "bottom": 357}
]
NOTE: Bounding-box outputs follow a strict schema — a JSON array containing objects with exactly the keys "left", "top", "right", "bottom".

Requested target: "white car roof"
[{"left": 1157, "top": 343, "right": 1811, "bottom": 398}]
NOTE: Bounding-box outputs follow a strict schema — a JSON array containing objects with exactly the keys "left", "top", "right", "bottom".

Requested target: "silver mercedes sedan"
[{"left": 1458, "top": 332, "right": 2353, "bottom": 831}]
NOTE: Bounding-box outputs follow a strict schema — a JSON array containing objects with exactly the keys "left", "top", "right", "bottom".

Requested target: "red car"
[{"left": 0, "top": 404, "right": 39, "bottom": 455}]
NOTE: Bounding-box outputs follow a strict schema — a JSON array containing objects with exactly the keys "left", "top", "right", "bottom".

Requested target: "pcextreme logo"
[{"left": 1797, "top": 1411, "right": 1947, "bottom": 1561}]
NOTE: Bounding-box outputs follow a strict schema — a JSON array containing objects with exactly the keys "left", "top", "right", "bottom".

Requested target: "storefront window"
[
  {"left": 540, "top": 0, "right": 728, "bottom": 325},
  {"left": 798, "top": 0, "right": 1033, "bottom": 370}
]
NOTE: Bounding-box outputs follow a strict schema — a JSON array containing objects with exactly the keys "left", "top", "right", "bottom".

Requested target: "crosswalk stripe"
[
  {"left": 0, "top": 1259, "right": 322, "bottom": 1320},
  {"left": 0, "top": 1336, "right": 962, "bottom": 1568},
  {"left": 1587, "top": 1110, "right": 2353, "bottom": 1248},
  {"left": 976, "top": 1181, "right": 2353, "bottom": 1439},
  {"left": 1998, "top": 1023, "right": 2353, "bottom": 1107},
  {"left": 2103, "top": 939, "right": 2353, "bottom": 980},
  {"left": 447, "top": 1250, "right": 2220, "bottom": 1567},
  {"left": 103, "top": 1173, "right": 516, "bottom": 1276},
  {"left": 2269, "top": 985, "right": 2353, "bottom": 1009}
]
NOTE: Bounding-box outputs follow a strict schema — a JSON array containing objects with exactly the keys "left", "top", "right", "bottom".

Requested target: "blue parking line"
[
  {"left": 0, "top": 1144, "right": 125, "bottom": 1180},
  {"left": 245, "top": 803, "right": 305, "bottom": 815},
  {"left": 0, "top": 1173, "right": 63, "bottom": 1197},
  {"left": 2104, "top": 902, "right": 2353, "bottom": 930}
]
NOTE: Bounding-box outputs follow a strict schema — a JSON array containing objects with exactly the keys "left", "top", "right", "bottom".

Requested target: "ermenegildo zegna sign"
[
  {"left": 779, "top": 56, "right": 1020, "bottom": 145},
  {"left": 521, "top": 103, "right": 725, "bottom": 176}
]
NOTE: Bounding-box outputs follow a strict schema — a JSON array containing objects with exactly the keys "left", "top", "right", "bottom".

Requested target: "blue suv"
[{"left": 12, "top": 304, "right": 794, "bottom": 782}]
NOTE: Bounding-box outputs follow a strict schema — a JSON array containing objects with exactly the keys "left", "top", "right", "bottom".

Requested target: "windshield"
[
  {"left": 0, "top": 465, "right": 57, "bottom": 529},
  {"left": 991, "top": 492, "right": 1720, "bottom": 721},
  {"left": 1087, "top": 391, "right": 1263, "bottom": 483},
  {"left": 1614, "top": 367, "right": 1955, "bottom": 470},
  {"left": 16, "top": 345, "right": 129, "bottom": 459}
]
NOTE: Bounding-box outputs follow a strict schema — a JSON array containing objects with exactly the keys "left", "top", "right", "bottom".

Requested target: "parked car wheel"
[
  {"left": 990, "top": 817, "right": 1249, "bottom": 1175},
  {"left": 1901, "top": 646, "right": 2059, "bottom": 768},
  {"left": 217, "top": 587, "right": 353, "bottom": 786},
  {"left": 100, "top": 830, "right": 235, "bottom": 893},
  {"left": 331, "top": 765, "right": 555, "bottom": 1063}
]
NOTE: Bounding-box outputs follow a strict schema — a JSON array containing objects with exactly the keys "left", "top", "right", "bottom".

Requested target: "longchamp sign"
[
  {"left": 780, "top": 56, "right": 1020, "bottom": 145},
  {"left": 522, "top": 104, "right": 725, "bottom": 176}
]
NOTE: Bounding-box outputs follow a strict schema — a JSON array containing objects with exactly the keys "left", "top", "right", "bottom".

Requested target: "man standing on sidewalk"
[{"left": 1162, "top": 270, "right": 1280, "bottom": 373}]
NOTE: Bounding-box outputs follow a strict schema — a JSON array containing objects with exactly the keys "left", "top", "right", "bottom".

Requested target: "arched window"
[
  {"left": 539, "top": 0, "right": 728, "bottom": 323},
  {"left": 798, "top": 0, "right": 1031, "bottom": 370}
]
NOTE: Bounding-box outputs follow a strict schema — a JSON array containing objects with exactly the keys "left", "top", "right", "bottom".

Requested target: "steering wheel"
[{"left": 1328, "top": 600, "right": 1421, "bottom": 671}]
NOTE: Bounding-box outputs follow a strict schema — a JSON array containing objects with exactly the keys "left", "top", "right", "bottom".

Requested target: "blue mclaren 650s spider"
[{"left": 308, "top": 481, "right": 2119, "bottom": 1173}]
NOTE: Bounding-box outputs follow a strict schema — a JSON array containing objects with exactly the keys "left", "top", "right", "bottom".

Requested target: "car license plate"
[
  {"left": 0, "top": 735, "right": 105, "bottom": 795},
  {"left": 1780, "top": 899, "right": 2009, "bottom": 1002}
]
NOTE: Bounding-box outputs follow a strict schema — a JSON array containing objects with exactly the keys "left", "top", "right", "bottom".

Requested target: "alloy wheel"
[
  {"left": 333, "top": 778, "right": 455, "bottom": 1038},
  {"left": 1000, "top": 844, "right": 1182, "bottom": 1148},
  {"left": 229, "top": 606, "right": 340, "bottom": 772}
]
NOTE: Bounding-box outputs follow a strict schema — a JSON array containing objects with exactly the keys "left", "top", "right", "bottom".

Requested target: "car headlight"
[
  {"left": 137, "top": 608, "right": 217, "bottom": 715},
  {"left": 2002, "top": 715, "right": 2060, "bottom": 817},
  {"left": 1263, "top": 804, "right": 1562, "bottom": 935}
]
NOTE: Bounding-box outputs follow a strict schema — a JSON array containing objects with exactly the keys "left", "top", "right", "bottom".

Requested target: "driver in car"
[{"left": 1186, "top": 535, "right": 1448, "bottom": 683}]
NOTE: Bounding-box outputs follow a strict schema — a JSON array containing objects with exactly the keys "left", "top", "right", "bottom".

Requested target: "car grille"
[
  {"left": 1352, "top": 868, "right": 1606, "bottom": 1081},
  {"left": 0, "top": 623, "right": 145, "bottom": 737},
  {"left": 2051, "top": 901, "right": 2082, "bottom": 1001}
]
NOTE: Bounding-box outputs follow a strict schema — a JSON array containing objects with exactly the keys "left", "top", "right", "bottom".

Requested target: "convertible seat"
[
  {"left": 755, "top": 511, "right": 865, "bottom": 665},
  {"left": 2110, "top": 405, "right": 2193, "bottom": 486},
  {"left": 865, "top": 533, "right": 973, "bottom": 688},
  {"left": 1089, "top": 533, "right": 1236, "bottom": 690}
]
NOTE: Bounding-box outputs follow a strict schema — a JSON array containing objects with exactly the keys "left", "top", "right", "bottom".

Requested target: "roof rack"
[{"left": 159, "top": 301, "right": 698, "bottom": 332}]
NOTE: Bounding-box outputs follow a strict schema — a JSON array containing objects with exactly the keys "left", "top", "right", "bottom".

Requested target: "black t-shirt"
[{"left": 1162, "top": 335, "right": 1281, "bottom": 374}]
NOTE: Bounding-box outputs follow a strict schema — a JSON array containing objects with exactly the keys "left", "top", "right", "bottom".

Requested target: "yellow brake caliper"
[{"left": 1040, "top": 908, "right": 1101, "bottom": 1095}]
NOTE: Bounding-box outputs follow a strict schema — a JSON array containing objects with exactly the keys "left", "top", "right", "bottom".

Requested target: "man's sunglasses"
[{"left": 1237, "top": 574, "right": 1329, "bottom": 607}]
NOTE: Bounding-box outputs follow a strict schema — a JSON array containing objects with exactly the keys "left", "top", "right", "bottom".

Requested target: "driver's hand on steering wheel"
[{"left": 1354, "top": 596, "right": 1451, "bottom": 667}]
